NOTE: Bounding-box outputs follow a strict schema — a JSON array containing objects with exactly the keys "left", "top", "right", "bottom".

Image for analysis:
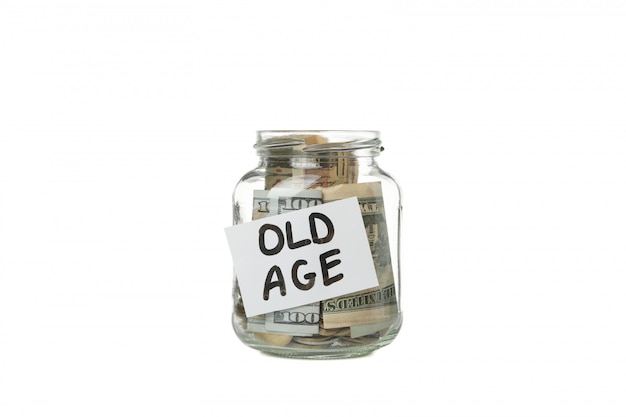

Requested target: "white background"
[{"left": 1, "top": 1, "right": 625, "bottom": 416}]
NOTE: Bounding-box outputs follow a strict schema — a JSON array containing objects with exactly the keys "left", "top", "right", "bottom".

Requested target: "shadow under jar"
[{"left": 231, "top": 130, "right": 402, "bottom": 359}]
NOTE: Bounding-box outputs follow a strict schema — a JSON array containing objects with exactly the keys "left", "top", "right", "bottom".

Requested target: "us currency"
[
  {"left": 246, "top": 303, "right": 320, "bottom": 337},
  {"left": 298, "top": 149, "right": 359, "bottom": 187},
  {"left": 300, "top": 135, "right": 358, "bottom": 185},
  {"left": 316, "top": 182, "right": 399, "bottom": 330},
  {"left": 245, "top": 313, "right": 315, "bottom": 338},
  {"left": 252, "top": 190, "right": 271, "bottom": 220},
  {"left": 270, "top": 158, "right": 357, "bottom": 189},
  {"left": 252, "top": 189, "right": 323, "bottom": 218},
  {"left": 264, "top": 303, "right": 320, "bottom": 336},
  {"left": 265, "top": 160, "right": 293, "bottom": 189},
  {"left": 268, "top": 188, "right": 323, "bottom": 216}
]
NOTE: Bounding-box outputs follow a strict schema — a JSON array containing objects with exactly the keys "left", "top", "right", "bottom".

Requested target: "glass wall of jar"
[{"left": 231, "top": 130, "right": 402, "bottom": 359}]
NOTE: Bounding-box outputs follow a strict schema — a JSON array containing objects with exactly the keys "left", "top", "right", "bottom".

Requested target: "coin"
[
  {"left": 339, "top": 335, "right": 379, "bottom": 346},
  {"left": 292, "top": 336, "right": 334, "bottom": 346}
]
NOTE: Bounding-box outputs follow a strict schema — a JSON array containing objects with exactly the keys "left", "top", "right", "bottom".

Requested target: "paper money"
[
  {"left": 265, "top": 161, "right": 294, "bottom": 189},
  {"left": 244, "top": 181, "right": 396, "bottom": 347},
  {"left": 321, "top": 283, "right": 398, "bottom": 329},
  {"left": 247, "top": 305, "right": 321, "bottom": 338},
  {"left": 297, "top": 148, "right": 359, "bottom": 188},
  {"left": 252, "top": 190, "right": 271, "bottom": 220},
  {"left": 350, "top": 318, "right": 395, "bottom": 339},
  {"left": 317, "top": 182, "right": 399, "bottom": 330},
  {"left": 268, "top": 189, "right": 323, "bottom": 216},
  {"left": 265, "top": 303, "right": 320, "bottom": 336},
  {"left": 235, "top": 135, "right": 402, "bottom": 352},
  {"left": 253, "top": 188, "right": 323, "bottom": 219}
]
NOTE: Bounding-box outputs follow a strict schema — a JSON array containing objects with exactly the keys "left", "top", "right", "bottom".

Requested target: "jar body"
[{"left": 231, "top": 131, "right": 402, "bottom": 359}]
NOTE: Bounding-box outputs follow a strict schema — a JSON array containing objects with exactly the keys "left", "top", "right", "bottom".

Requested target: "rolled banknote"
[
  {"left": 252, "top": 189, "right": 323, "bottom": 220},
  {"left": 265, "top": 303, "right": 320, "bottom": 336},
  {"left": 315, "top": 182, "right": 399, "bottom": 330}
]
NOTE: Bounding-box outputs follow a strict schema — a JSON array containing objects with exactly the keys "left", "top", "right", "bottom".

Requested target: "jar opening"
[{"left": 255, "top": 130, "right": 382, "bottom": 156}]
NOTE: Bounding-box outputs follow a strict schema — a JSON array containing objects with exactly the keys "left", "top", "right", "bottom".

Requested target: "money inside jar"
[{"left": 230, "top": 131, "right": 402, "bottom": 358}]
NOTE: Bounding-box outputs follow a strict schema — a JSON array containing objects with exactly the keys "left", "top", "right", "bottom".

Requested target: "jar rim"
[{"left": 255, "top": 130, "right": 382, "bottom": 154}]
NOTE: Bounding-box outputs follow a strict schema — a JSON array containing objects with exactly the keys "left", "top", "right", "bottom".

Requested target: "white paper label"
[{"left": 224, "top": 197, "right": 379, "bottom": 317}]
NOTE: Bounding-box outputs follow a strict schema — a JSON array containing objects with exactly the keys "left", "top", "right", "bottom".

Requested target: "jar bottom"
[{"left": 233, "top": 315, "right": 401, "bottom": 360}]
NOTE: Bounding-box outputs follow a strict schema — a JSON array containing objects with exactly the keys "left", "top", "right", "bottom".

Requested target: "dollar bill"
[
  {"left": 316, "top": 182, "right": 399, "bottom": 329},
  {"left": 268, "top": 188, "right": 323, "bottom": 216},
  {"left": 252, "top": 190, "right": 271, "bottom": 220},
  {"left": 350, "top": 318, "right": 395, "bottom": 339},
  {"left": 299, "top": 152, "right": 359, "bottom": 188},
  {"left": 246, "top": 306, "right": 320, "bottom": 337},
  {"left": 265, "top": 303, "right": 320, "bottom": 336},
  {"left": 265, "top": 161, "right": 294, "bottom": 189},
  {"left": 253, "top": 188, "right": 323, "bottom": 219},
  {"left": 270, "top": 161, "right": 356, "bottom": 189}
]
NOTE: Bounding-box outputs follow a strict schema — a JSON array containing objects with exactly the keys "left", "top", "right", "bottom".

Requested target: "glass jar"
[{"left": 230, "top": 130, "right": 402, "bottom": 359}]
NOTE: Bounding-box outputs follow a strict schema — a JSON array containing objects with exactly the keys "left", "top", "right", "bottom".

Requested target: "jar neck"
[
  {"left": 255, "top": 130, "right": 383, "bottom": 159},
  {"left": 254, "top": 131, "right": 383, "bottom": 188},
  {"left": 259, "top": 153, "right": 378, "bottom": 166}
]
